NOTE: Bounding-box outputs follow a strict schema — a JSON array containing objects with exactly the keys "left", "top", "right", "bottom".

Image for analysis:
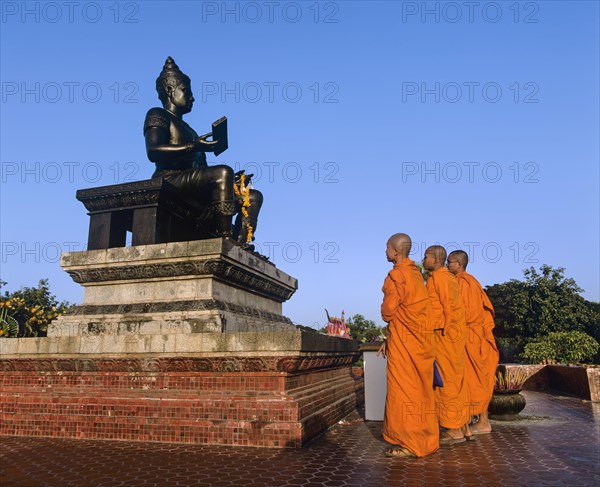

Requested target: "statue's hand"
[
  {"left": 234, "top": 170, "right": 245, "bottom": 182},
  {"left": 235, "top": 170, "right": 254, "bottom": 185},
  {"left": 196, "top": 132, "right": 219, "bottom": 152}
]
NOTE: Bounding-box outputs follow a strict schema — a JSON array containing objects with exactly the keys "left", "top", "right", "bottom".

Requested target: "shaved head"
[
  {"left": 448, "top": 250, "right": 468, "bottom": 268},
  {"left": 423, "top": 245, "right": 447, "bottom": 272},
  {"left": 426, "top": 245, "right": 447, "bottom": 263},
  {"left": 387, "top": 233, "right": 412, "bottom": 258}
]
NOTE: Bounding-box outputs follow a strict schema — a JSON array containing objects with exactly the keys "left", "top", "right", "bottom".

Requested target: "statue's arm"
[
  {"left": 144, "top": 108, "right": 218, "bottom": 164},
  {"left": 144, "top": 127, "right": 194, "bottom": 163}
]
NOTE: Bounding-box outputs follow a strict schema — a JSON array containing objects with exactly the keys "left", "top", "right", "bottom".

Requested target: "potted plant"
[{"left": 488, "top": 365, "right": 529, "bottom": 420}]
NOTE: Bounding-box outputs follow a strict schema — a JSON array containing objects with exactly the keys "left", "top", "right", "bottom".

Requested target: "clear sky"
[{"left": 1, "top": 0, "right": 599, "bottom": 329}]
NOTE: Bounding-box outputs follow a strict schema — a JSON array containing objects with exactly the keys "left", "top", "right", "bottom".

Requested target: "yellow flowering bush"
[{"left": 0, "top": 279, "right": 71, "bottom": 338}]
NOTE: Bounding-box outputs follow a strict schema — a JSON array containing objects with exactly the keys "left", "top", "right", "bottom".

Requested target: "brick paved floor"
[{"left": 1, "top": 391, "right": 598, "bottom": 487}]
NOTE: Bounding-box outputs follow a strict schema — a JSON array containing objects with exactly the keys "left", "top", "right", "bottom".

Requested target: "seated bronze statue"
[{"left": 144, "top": 57, "right": 262, "bottom": 243}]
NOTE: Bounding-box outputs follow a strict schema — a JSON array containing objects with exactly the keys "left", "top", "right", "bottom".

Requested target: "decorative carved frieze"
[
  {"left": 0, "top": 354, "right": 360, "bottom": 373},
  {"left": 66, "top": 259, "right": 295, "bottom": 302},
  {"left": 77, "top": 179, "right": 188, "bottom": 214},
  {"left": 64, "top": 299, "right": 293, "bottom": 324}
]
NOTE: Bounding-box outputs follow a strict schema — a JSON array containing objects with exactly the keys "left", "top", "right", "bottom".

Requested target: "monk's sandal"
[{"left": 385, "top": 447, "right": 416, "bottom": 458}]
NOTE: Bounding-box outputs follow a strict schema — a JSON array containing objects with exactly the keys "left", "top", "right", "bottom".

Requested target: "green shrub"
[{"left": 522, "top": 331, "right": 599, "bottom": 365}]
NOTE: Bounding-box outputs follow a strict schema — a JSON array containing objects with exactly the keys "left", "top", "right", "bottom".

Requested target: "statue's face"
[{"left": 169, "top": 81, "right": 194, "bottom": 114}]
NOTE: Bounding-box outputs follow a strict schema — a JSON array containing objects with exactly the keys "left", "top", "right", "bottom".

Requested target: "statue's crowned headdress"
[{"left": 156, "top": 57, "right": 191, "bottom": 103}]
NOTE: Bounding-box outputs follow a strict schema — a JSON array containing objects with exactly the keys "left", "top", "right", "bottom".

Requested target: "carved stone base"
[{"left": 53, "top": 238, "right": 298, "bottom": 334}]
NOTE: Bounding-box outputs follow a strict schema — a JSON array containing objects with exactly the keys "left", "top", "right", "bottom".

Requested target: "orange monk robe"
[
  {"left": 481, "top": 292, "right": 499, "bottom": 401},
  {"left": 382, "top": 258, "right": 439, "bottom": 457},
  {"left": 426, "top": 267, "right": 470, "bottom": 429},
  {"left": 457, "top": 272, "right": 500, "bottom": 414}
]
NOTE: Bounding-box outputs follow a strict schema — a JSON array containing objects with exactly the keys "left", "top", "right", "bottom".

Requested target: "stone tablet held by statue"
[{"left": 212, "top": 116, "right": 228, "bottom": 156}]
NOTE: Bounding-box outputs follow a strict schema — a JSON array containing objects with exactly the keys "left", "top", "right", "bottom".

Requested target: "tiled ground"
[{"left": 1, "top": 391, "right": 598, "bottom": 487}]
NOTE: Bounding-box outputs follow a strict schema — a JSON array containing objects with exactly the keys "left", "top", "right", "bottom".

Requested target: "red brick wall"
[{"left": 0, "top": 359, "right": 364, "bottom": 448}]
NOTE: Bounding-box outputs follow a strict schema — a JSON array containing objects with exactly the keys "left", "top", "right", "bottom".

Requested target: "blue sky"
[{"left": 1, "top": 0, "right": 598, "bottom": 328}]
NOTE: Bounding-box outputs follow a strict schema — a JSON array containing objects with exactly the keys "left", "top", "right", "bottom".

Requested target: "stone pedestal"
[
  {"left": 53, "top": 238, "right": 298, "bottom": 335},
  {"left": 0, "top": 239, "right": 363, "bottom": 447}
]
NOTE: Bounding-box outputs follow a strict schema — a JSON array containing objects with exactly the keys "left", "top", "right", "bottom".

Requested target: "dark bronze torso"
[{"left": 144, "top": 107, "right": 206, "bottom": 173}]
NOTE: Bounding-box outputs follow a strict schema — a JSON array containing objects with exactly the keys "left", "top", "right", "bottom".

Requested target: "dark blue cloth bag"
[{"left": 433, "top": 360, "right": 444, "bottom": 388}]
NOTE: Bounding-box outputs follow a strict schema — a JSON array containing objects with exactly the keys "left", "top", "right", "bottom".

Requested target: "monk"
[
  {"left": 377, "top": 233, "right": 439, "bottom": 458},
  {"left": 447, "top": 250, "right": 499, "bottom": 434},
  {"left": 423, "top": 245, "right": 471, "bottom": 444}
]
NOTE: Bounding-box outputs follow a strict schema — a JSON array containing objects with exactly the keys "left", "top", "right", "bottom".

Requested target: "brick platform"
[{"left": 0, "top": 354, "right": 363, "bottom": 447}]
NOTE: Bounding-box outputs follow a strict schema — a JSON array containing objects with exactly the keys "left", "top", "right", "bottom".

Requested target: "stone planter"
[{"left": 488, "top": 389, "right": 526, "bottom": 420}]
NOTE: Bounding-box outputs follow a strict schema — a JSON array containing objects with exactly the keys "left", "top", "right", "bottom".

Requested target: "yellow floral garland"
[{"left": 233, "top": 173, "right": 253, "bottom": 243}]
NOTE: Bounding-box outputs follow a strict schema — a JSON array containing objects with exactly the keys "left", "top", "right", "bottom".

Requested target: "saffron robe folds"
[
  {"left": 456, "top": 272, "right": 499, "bottom": 415},
  {"left": 382, "top": 258, "right": 439, "bottom": 457},
  {"left": 427, "top": 267, "right": 469, "bottom": 429}
]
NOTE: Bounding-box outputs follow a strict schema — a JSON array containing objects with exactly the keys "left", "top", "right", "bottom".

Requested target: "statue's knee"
[{"left": 211, "top": 165, "right": 233, "bottom": 185}]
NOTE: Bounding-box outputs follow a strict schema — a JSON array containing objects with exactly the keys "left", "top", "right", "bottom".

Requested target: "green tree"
[
  {"left": 346, "top": 314, "right": 384, "bottom": 343},
  {"left": 522, "top": 331, "right": 599, "bottom": 365},
  {"left": 486, "top": 279, "right": 532, "bottom": 359},
  {"left": 0, "top": 279, "right": 71, "bottom": 337},
  {"left": 486, "top": 265, "right": 600, "bottom": 363}
]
